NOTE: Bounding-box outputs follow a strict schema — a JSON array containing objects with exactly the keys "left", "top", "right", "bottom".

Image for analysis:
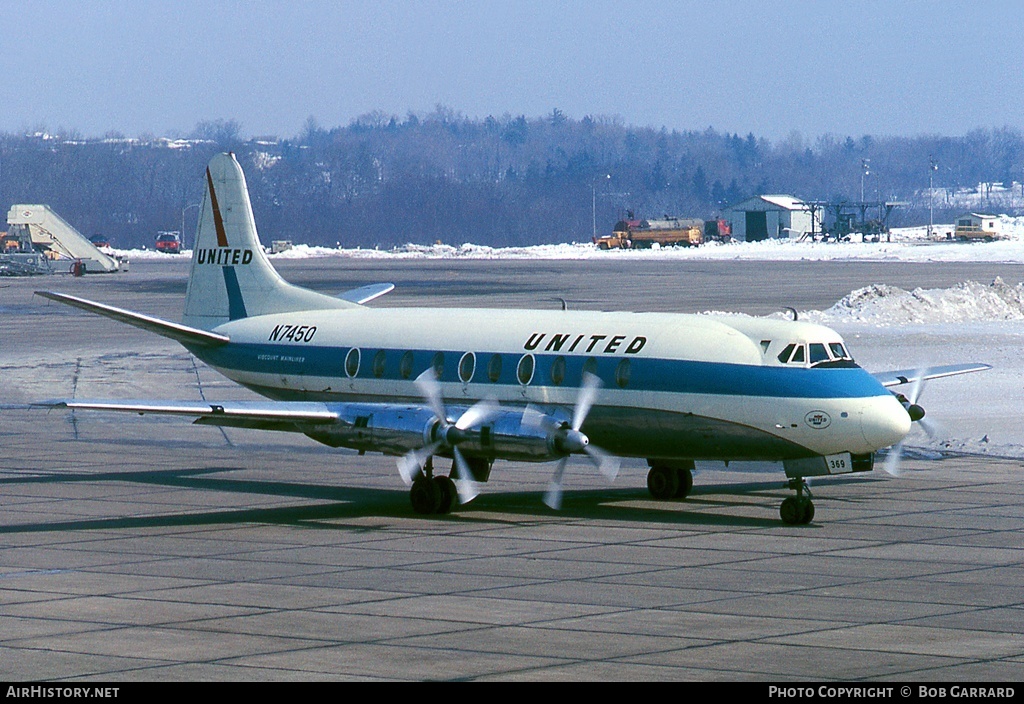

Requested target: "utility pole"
[
  {"left": 861, "top": 159, "right": 870, "bottom": 202},
  {"left": 182, "top": 203, "right": 201, "bottom": 250},
  {"left": 928, "top": 156, "right": 938, "bottom": 238},
  {"left": 592, "top": 174, "right": 610, "bottom": 241}
]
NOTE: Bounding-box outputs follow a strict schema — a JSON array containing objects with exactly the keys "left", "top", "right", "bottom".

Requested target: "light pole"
[
  {"left": 592, "top": 174, "right": 610, "bottom": 241},
  {"left": 860, "top": 159, "right": 870, "bottom": 202},
  {"left": 928, "top": 156, "right": 938, "bottom": 238},
  {"left": 182, "top": 203, "right": 201, "bottom": 251}
]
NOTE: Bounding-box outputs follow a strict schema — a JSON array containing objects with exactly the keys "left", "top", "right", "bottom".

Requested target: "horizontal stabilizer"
[
  {"left": 337, "top": 283, "right": 395, "bottom": 304},
  {"left": 35, "top": 291, "right": 229, "bottom": 347},
  {"left": 872, "top": 363, "right": 992, "bottom": 388},
  {"left": 37, "top": 399, "right": 339, "bottom": 426}
]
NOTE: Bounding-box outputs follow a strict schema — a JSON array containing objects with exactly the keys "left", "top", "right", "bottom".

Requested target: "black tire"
[
  {"left": 800, "top": 499, "right": 815, "bottom": 524},
  {"left": 780, "top": 497, "right": 803, "bottom": 525},
  {"left": 647, "top": 465, "right": 679, "bottom": 500},
  {"left": 434, "top": 475, "right": 457, "bottom": 514},
  {"left": 410, "top": 476, "right": 442, "bottom": 514},
  {"left": 674, "top": 467, "right": 693, "bottom": 499}
]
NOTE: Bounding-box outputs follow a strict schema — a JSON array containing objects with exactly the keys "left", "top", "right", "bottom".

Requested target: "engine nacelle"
[
  {"left": 303, "top": 403, "right": 437, "bottom": 455},
  {"left": 443, "top": 410, "right": 565, "bottom": 462},
  {"left": 302, "top": 402, "right": 573, "bottom": 463}
]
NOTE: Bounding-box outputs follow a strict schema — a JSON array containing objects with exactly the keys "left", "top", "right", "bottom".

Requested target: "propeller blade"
[
  {"left": 573, "top": 372, "right": 602, "bottom": 430},
  {"left": 521, "top": 403, "right": 559, "bottom": 433},
  {"left": 909, "top": 366, "right": 930, "bottom": 405},
  {"left": 397, "top": 441, "right": 441, "bottom": 485},
  {"left": 543, "top": 457, "right": 569, "bottom": 510},
  {"left": 455, "top": 397, "right": 499, "bottom": 431},
  {"left": 919, "top": 416, "right": 941, "bottom": 440},
  {"left": 415, "top": 368, "right": 446, "bottom": 421},
  {"left": 584, "top": 444, "right": 621, "bottom": 481},
  {"left": 451, "top": 447, "right": 480, "bottom": 504},
  {"left": 882, "top": 441, "right": 903, "bottom": 477}
]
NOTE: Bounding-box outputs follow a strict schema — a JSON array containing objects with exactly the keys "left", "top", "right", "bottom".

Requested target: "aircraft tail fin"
[{"left": 182, "top": 152, "right": 356, "bottom": 330}]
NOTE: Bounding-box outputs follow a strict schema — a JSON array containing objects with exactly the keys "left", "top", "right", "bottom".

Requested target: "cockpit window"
[
  {"left": 778, "top": 339, "right": 856, "bottom": 367},
  {"left": 829, "top": 342, "right": 850, "bottom": 359}
]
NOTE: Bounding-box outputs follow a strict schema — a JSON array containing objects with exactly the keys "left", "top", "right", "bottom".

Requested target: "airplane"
[{"left": 36, "top": 152, "right": 989, "bottom": 524}]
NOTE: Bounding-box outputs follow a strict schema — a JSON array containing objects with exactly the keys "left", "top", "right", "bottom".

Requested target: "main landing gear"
[
  {"left": 647, "top": 460, "right": 816, "bottom": 525},
  {"left": 780, "top": 477, "right": 814, "bottom": 525},
  {"left": 646, "top": 461, "right": 694, "bottom": 500},
  {"left": 408, "top": 457, "right": 458, "bottom": 515}
]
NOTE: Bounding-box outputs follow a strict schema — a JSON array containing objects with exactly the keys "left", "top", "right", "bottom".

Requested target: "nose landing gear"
[{"left": 780, "top": 477, "right": 814, "bottom": 525}]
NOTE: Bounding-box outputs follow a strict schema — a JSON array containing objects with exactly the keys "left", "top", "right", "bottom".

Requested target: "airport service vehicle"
[
  {"left": 595, "top": 217, "right": 717, "bottom": 249},
  {"left": 953, "top": 214, "right": 1005, "bottom": 242},
  {"left": 155, "top": 231, "right": 183, "bottom": 254},
  {"left": 37, "top": 153, "right": 988, "bottom": 524}
]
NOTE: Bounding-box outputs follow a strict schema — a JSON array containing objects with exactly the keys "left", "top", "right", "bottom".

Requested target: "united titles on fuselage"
[{"left": 524, "top": 332, "right": 647, "bottom": 354}]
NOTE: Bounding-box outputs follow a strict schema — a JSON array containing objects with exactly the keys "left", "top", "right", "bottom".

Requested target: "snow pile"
[
  {"left": 266, "top": 243, "right": 350, "bottom": 259},
  {"left": 803, "top": 278, "right": 1024, "bottom": 326},
  {"left": 97, "top": 215, "right": 1024, "bottom": 263},
  {"left": 104, "top": 248, "right": 191, "bottom": 261},
  {"left": 363, "top": 242, "right": 595, "bottom": 259}
]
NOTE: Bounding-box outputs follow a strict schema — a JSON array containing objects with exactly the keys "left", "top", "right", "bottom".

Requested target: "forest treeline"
[{"left": 1, "top": 110, "right": 1022, "bottom": 249}]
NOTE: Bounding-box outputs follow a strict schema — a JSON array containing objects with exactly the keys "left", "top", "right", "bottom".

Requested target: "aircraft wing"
[
  {"left": 35, "top": 291, "right": 229, "bottom": 347},
  {"left": 871, "top": 363, "right": 992, "bottom": 389},
  {"left": 37, "top": 399, "right": 339, "bottom": 431},
  {"left": 337, "top": 283, "right": 395, "bottom": 304}
]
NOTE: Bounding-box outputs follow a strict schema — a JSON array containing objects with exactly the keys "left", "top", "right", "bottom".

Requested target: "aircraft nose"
[{"left": 861, "top": 395, "right": 912, "bottom": 450}]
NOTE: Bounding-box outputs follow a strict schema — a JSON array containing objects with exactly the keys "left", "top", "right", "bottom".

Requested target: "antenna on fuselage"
[
  {"left": 784, "top": 307, "right": 798, "bottom": 321},
  {"left": 554, "top": 297, "right": 568, "bottom": 311}
]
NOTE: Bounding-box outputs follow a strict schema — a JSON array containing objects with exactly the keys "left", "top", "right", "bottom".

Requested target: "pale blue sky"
[{"left": 1, "top": 0, "right": 1021, "bottom": 141}]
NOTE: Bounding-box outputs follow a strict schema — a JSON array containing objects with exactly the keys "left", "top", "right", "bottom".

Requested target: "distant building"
[
  {"left": 724, "top": 195, "right": 820, "bottom": 241},
  {"left": 953, "top": 212, "right": 1001, "bottom": 240}
]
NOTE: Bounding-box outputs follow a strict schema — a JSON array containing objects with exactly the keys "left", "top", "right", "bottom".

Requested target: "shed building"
[
  {"left": 954, "top": 213, "right": 1001, "bottom": 239},
  {"left": 724, "top": 195, "right": 820, "bottom": 241}
]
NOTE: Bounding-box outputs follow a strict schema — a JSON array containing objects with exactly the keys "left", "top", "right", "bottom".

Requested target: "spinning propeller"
[
  {"left": 524, "top": 372, "right": 621, "bottom": 509},
  {"left": 883, "top": 367, "right": 940, "bottom": 477},
  {"left": 397, "top": 368, "right": 498, "bottom": 504}
]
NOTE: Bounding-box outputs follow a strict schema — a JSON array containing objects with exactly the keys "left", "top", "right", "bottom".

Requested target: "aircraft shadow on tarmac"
[{"left": 0, "top": 464, "right": 890, "bottom": 534}]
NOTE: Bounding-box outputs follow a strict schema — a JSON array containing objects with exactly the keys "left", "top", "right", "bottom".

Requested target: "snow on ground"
[
  {"left": 797, "top": 279, "right": 1024, "bottom": 463},
  {"left": 802, "top": 278, "right": 1024, "bottom": 326},
  {"left": 111, "top": 215, "right": 1024, "bottom": 263}
]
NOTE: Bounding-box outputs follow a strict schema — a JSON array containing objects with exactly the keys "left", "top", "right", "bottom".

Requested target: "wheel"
[
  {"left": 673, "top": 467, "right": 693, "bottom": 499},
  {"left": 410, "top": 476, "right": 442, "bottom": 514},
  {"left": 781, "top": 497, "right": 814, "bottom": 524},
  {"left": 780, "top": 497, "right": 803, "bottom": 525},
  {"left": 434, "top": 475, "right": 457, "bottom": 514},
  {"left": 647, "top": 465, "right": 679, "bottom": 500},
  {"left": 800, "top": 499, "right": 815, "bottom": 524}
]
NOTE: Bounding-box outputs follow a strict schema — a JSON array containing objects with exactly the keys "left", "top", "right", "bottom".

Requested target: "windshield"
[{"left": 777, "top": 340, "right": 856, "bottom": 367}]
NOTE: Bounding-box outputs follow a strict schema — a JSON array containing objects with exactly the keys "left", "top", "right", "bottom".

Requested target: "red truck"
[{"left": 154, "top": 231, "right": 183, "bottom": 254}]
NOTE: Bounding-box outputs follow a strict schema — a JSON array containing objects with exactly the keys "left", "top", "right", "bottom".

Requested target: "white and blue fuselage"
[{"left": 196, "top": 305, "right": 910, "bottom": 463}]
